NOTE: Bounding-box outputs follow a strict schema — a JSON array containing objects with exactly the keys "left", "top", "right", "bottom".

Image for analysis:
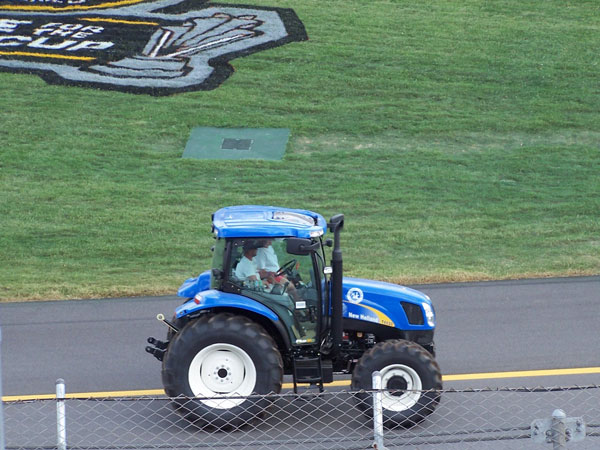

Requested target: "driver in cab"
[
  {"left": 255, "top": 239, "right": 301, "bottom": 302},
  {"left": 234, "top": 241, "right": 266, "bottom": 288}
]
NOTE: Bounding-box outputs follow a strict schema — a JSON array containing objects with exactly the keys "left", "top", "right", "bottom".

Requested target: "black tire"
[
  {"left": 351, "top": 339, "right": 442, "bottom": 428},
  {"left": 162, "top": 313, "right": 283, "bottom": 429}
]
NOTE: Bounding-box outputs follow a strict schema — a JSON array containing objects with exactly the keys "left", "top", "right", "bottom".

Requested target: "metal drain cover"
[{"left": 221, "top": 138, "right": 253, "bottom": 150}]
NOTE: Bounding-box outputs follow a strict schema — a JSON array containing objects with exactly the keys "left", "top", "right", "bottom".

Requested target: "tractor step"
[{"left": 291, "top": 356, "right": 333, "bottom": 394}]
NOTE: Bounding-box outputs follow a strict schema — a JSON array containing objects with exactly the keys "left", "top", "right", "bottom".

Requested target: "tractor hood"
[{"left": 341, "top": 277, "right": 435, "bottom": 330}]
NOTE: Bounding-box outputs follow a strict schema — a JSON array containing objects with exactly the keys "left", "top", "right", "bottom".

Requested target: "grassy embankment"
[{"left": 0, "top": 0, "right": 598, "bottom": 301}]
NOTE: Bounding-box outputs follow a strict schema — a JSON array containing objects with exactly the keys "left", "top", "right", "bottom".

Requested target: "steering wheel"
[
  {"left": 276, "top": 259, "right": 297, "bottom": 277},
  {"left": 270, "top": 281, "right": 289, "bottom": 296}
]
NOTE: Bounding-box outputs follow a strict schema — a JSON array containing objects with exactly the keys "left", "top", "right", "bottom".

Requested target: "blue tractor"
[{"left": 147, "top": 205, "right": 441, "bottom": 428}]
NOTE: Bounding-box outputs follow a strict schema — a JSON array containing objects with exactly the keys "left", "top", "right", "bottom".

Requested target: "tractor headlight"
[{"left": 422, "top": 303, "right": 435, "bottom": 327}]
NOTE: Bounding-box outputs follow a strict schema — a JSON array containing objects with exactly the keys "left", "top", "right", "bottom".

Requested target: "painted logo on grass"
[{"left": 0, "top": 0, "right": 307, "bottom": 95}]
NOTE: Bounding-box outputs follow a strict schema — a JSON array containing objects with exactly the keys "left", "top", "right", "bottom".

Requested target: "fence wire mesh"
[{"left": 3, "top": 385, "right": 600, "bottom": 450}]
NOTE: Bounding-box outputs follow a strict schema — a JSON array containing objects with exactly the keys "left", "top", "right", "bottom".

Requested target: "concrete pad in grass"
[{"left": 183, "top": 127, "right": 290, "bottom": 160}]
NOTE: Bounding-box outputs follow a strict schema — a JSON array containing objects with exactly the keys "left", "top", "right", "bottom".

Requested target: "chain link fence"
[{"left": 3, "top": 381, "right": 599, "bottom": 449}]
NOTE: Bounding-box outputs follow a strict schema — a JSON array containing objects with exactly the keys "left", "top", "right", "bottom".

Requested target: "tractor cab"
[{"left": 207, "top": 207, "right": 337, "bottom": 363}]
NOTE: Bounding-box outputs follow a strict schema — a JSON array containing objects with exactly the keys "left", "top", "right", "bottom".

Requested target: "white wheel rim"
[
  {"left": 188, "top": 343, "right": 257, "bottom": 409},
  {"left": 380, "top": 364, "right": 422, "bottom": 412}
]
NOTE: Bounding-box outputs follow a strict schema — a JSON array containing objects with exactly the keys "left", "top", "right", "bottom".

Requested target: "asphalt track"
[
  {"left": 1, "top": 276, "right": 599, "bottom": 397},
  {"left": 2, "top": 276, "right": 600, "bottom": 450}
]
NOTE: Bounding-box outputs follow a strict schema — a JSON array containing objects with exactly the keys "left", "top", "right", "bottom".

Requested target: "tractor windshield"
[{"left": 226, "top": 237, "right": 321, "bottom": 345}]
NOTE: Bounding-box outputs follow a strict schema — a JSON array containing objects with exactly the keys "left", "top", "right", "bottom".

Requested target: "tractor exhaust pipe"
[{"left": 328, "top": 214, "right": 344, "bottom": 358}]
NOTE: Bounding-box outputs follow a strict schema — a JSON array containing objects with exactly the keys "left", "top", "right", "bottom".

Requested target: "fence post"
[
  {"left": 531, "top": 408, "right": 586, "bottom": 447},
  {"left": 0, "top": 327, "right": 5, "bottom": 450},
  {"left": 550, "top": 409, "right": 567, "bottom": 450},
  {"left": 56, "top": 379, "right": 67, "bottom": 450},
  {"left": 372, "top": 371, "right": 387, "bottom": 450}
]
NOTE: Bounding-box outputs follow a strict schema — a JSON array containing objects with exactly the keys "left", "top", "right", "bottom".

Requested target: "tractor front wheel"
[
  {"left": 351, "top": 339, "right": 442, "bottom": 428},
  {"left": 161, "top": 313, "right": 283, "bottom": 429}
]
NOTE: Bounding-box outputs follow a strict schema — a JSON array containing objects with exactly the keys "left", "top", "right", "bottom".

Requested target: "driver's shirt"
[
  {"left": 255, "top": 246, "right": 279, "bottom": 272},
  {"left": 234, "top": 256, "right": 260, "bottom": 280}
]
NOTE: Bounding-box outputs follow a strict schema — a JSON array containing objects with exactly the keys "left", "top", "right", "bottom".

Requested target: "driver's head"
[{"left": 243, "top": 241, "right": 259, "bottom": 258}]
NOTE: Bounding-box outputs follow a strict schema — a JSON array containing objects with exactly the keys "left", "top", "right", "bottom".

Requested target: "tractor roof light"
[{"left": 272, "top": 211, "right": 315, "bottom": 226}]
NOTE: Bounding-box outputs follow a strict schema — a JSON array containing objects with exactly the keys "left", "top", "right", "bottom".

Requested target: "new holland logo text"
[{"left": 0, "top": 0, "right": 307, "bottom": 94}]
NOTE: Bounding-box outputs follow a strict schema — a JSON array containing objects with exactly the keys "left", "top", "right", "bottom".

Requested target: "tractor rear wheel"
[
  {"left": 162, "top": 313, "right": 283, "bottom": 429},
  {"left": 351, "top": 339, "right": 442, "bottom": 428}
]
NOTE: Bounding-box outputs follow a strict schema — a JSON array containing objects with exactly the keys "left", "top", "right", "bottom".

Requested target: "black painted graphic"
[{"left": 0, "top": 0, "right": 307, "bottom": 94}]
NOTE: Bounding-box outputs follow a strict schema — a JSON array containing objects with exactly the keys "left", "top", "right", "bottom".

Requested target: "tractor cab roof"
[{"left": 212, "top": 205, "right": 327, "bottom": 239}]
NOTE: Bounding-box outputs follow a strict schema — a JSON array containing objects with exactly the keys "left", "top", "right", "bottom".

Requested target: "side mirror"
[
  {"left": 286, "top": 238, "right": 319, "bottom": 255},
  {"left": 328, "top": 214, "right": 344, "bottom": 232}
]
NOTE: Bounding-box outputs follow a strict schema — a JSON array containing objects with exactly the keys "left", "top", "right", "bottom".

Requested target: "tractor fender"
[
  {"left": 174, "top": 290, "right": 291, "bottom": 350},
  {"left": 177, "top": 270, "right": 211, "bottom": 298}
]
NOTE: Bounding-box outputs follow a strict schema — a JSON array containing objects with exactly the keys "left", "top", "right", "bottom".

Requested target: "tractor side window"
[
  {"left": 224, "top": 238, "right": 320, "bottom": 345},
  {"left": 228, "top": 241, "right": 246, "bottom": 282},
  {"left": 210, "top": 238, "right": 226, "bottom": 289}
]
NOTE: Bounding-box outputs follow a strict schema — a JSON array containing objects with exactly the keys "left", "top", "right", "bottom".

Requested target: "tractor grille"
[{"left": 401, "top": 302, "right": 424, "bottom": 325}]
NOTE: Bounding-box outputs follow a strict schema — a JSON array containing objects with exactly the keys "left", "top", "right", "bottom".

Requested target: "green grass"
[{"left": 1, "top": 0, "right": 599, "bottom": 301}]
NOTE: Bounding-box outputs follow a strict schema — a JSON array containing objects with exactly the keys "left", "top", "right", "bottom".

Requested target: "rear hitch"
[
  {"left": 146, "top": 337, "right": 168, "bottom": 361},
  {"left": 147, "top": 336, "right": 168, "bottom": 350}
]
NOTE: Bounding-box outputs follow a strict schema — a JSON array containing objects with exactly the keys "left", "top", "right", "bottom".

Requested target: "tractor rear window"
[{"left": 210, "top": 239, "right": 226, "bottom": 289}]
